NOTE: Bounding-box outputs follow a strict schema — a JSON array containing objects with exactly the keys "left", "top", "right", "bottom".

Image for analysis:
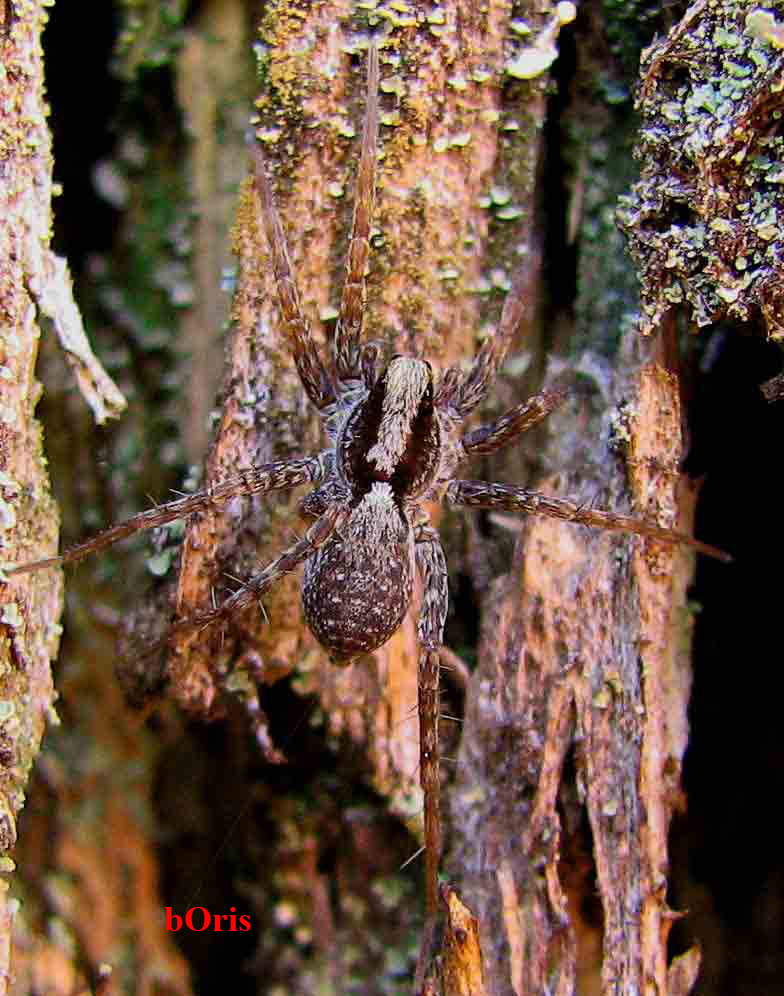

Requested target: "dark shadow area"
[
  {"left": 153, "top": 719, "right": 263, "bottom": 996},
  {"left": 39, "top": 9, "right": 257, "bottom": 994},
  {"left": 672, "top": 327, "right": 784, "bottom": 995},
  {"left": 41, "top": 0, "right": 186, "bottom": 560},
  {"left": 44, "top": 3, "right": 122, "bottom": 271},
  {"left": 154, "top": 681, "right": 422, "bottom": 995},
  {"left": 542, "top": 16, "right": 578, "bottom": 320}
]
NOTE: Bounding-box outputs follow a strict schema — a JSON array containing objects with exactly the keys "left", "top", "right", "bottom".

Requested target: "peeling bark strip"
[
  {"left": 419, "top": 886, "right": 486, "bottom": 996},
  {"left": 449, "top": 365, "right": 703, "bottom": 994},
  {"left": 630, "top": 367, "right": 698, "bottom": 991},
  {"left": 439, "top": 886, "right": 487, "bottom": 996},
  {"left": 445, "top": 3, "right": 735, "bottom": 991},
  {"left": 0, "top": 0, "right": 68, "bottom": 987}
]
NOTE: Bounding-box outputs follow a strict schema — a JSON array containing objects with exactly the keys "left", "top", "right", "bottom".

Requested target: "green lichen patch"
[
  {"left": 617, "top": 1, "right": 784, "bottom": 339},
  {"left": 114, "top": 0, "right": 188, "bottom": 80}
]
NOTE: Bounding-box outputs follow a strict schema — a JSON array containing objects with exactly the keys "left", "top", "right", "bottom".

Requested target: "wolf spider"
[{"left": 12, "top": 43, "right": 726, "bottom": 933}]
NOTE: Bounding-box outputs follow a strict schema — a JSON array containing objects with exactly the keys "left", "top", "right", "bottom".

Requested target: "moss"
[
  {"left": 466, "top": 73, "right": 549, "bottom": 347},
  {"left": 114, "top": 0, "right": 188, "bottom": 79},
  {"left": 601, "top": 0, "right": 675, "bottom": 76},
  {"left": 574, "top": 113, "right": 642, "bottom": 357},
  {"left": 103, "top": 150, "right": 191, "bottom": 345},
  {"left": 617, "top": 1, "right": 784, "bottom": 339}
]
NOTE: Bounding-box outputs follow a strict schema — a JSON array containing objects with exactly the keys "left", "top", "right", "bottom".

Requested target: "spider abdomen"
[
  {"left": 301, "top": 483, "right": 415, "bottom": 664},
  {"left": 302, "top": 537, "right": 414, "bottom": 663}
]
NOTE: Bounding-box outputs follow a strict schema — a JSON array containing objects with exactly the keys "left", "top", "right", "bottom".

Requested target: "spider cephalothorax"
[
  {"left": 303, "top": 356, "right": 440, "bottom": 664},
  {"left": 10, "top": 41, "right": 727, "bottom": 933}
]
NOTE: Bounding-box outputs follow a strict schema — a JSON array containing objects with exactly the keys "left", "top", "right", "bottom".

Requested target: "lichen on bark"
[
  {"left": 617, "top": 0, "right": 784, "bottom": 339},
  {"left": 4, "top": 1, "right": 757, "bottom": 994}
]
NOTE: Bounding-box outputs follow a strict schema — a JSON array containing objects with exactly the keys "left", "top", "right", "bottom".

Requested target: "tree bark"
[
  {"left": 6, "top": 1, "right": 780, "bottom": 994},
  {"left": 0, "top": 5, "right": 61, "bottom": 985}
]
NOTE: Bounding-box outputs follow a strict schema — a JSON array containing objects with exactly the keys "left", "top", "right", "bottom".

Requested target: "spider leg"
[
  {"left": 8, "top": 456, "right": 325, "bottom": 575},
  {"left": 250, "top": 144, "right": 335, "bottom": 411},
  {"left": 145, "top": 502, "right": 349, "bottom": 654},
  {"left": 460, "top": 386, "right": 568, "bottom": 458},
  {"left": 444, "top": 256, "right": 534, "bottom": 418},
  {"left": 334, "top": 43, "right": 380, "bottom": 384},
  {"left": 414, "top": 523, "right": 449, "bottom": 917},
  {"left": 222, "top": 651, "right": 286, "bottom": 764},
  {"left": 446, "top": 480, "right": 730, "bottom": 561},
  {"left": 360, "top": 339, "right": 384, "bottom": 390}
]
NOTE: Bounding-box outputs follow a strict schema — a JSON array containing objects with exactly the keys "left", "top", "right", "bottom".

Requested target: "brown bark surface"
[
  {"left": 1, "top": 3, "right": 191, "bottom": 994},
  {"left": 0, "top": 4, "right": 62, "bottom": 985},
  {"left": 5, "top": 2, "right": 782, "bottom": 995}
]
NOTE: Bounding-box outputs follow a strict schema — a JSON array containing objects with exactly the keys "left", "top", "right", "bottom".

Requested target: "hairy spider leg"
[
  {"left": 446, "top": 253, "right": 534, "bottom": 418},
  {"left": 141, "top": 503, "right": 349, "bottom": 656},
  {"left": 460, "top": 387, "right": 568, "bottom": 457},
  {"left": 445, "top": 479, "right": 730, "bottom": 561},
  {"left": 8, "top": 457, "right": 325, "bottom": 576},
  {"left": 414, "top": 525, "right": 449, "bottom": 916},
  {"left": 360, "top": 338, "right": 384, "bottom": 390},
  {"left": 251, "top": 147, "right": 335, "bottom": 411},
  {"left": 334, "top": 43, "right": 380, "bottom": 385}
]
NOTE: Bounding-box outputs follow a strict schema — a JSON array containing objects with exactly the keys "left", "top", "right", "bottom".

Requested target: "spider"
[{"left": 11, "top": 42, "right": 727, "bottom": 936}]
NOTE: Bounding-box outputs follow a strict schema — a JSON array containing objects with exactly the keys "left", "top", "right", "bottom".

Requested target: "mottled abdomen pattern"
[{"left": 302, "top": 530, "right": 414, "bottom": 663}]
